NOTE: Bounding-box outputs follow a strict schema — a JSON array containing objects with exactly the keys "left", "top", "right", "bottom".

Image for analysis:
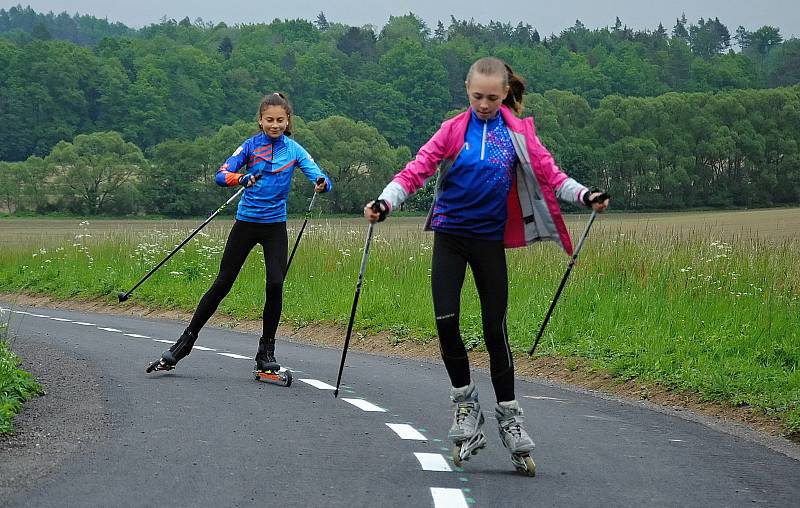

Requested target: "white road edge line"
[
  {"left": 153, "top": 339, "right": 174, "bottom": 344},
  {"left": 124, "top": 333, "right": 151, "bottom": 339},
  {"left": 49, "top": 317, "right": 72, "bottom": 322},
  {"left": 414, "top": 453, "right": 452, "bottom": 472},
  {"left": 386, "top": 423, "right": 427, "bottom": 441},
  {"left": 430, "top": 487, "right": 468, "bottom": 508},
  {"left": 341, "top": 398, "right": 386, "bottom": 412},
  {"left": 299, "top": 379, "right": 336, "bottom": 390},
  {"left": 192, "top": 346, "right": 216, "bottom": 351},
  {"left": 97, "top": 327, "right": 123, "bottom": 332},
  {"left": 73, "top": 322, "right": 96, "bottom": 326}
]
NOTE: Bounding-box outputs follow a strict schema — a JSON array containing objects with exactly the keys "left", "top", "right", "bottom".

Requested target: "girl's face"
[
  {"left": 259, "top": 105, "right": 289, "bottom": 138},
  {"left": 465, "top": 72, "right": 509, "bottom": 120}
]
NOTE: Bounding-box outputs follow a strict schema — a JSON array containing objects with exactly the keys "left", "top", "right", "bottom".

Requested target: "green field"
[{"left": 0, "top": 209, "right": 798, "bottom": 435}]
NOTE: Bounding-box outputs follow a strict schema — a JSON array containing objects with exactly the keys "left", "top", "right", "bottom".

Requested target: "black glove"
[
  {"left": 583, "top": 188, "right": 610, "bottom": 207},
  {"left": 372, "top": 199, "right": 388, "bottom": 222}
]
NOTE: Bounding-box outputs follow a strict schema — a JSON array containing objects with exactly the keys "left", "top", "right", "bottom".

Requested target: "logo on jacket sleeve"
[{"left": 232, "top": 146, "right": 243, "bottom": 157}]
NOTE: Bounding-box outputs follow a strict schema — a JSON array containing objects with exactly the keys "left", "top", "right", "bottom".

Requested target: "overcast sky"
[{"left": 5, "top": 1, "right": 800, "bottom": 38}]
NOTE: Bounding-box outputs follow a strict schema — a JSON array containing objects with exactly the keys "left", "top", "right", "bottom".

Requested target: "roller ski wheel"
[
  {"left": 145, "top": 358, "right": 174, "bottom": 373},
  {"left": 451, "top": 431, "right": 487, "bottom": 467},
  {"left": 511, "top": 453, "right": 536, "bottom": 477},
  {"left": 253, "top": 363, "right": 292, "bottom": 387}
]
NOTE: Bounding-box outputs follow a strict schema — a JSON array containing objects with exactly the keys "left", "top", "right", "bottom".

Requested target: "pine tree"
[{"left": 315, "top": 12, "right": 329, "bottom": 31}]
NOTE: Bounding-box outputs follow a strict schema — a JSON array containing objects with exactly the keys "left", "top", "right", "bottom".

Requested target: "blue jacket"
[{"left": 216, "top": 132, "right": 333, "bottom": 223}]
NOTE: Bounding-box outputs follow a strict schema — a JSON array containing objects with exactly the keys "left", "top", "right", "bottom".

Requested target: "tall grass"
[{"left": 0, "top": 219, "right": 797, "bottom": 434}]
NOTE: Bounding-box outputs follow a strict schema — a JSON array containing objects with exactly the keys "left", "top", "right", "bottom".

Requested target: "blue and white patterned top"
[{"left": 430, "top": 110, "right": 518, "bottom": 240}]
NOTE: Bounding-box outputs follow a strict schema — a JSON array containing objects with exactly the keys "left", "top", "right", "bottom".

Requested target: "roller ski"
[
  {"left": 252, "top": 337, "right": 292, "bottom": 387},
  {"left": 496, "top": 400, "right": 536, "bottom": 477},
  {"left": 146, "top": 328, "right": 197, "bottom": 373},
  {"left": 448, "top": 382, "right": 487, "bottom": 467}
]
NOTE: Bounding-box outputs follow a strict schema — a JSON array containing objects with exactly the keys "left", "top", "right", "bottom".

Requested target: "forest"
[{"left": 1, "top": 5, "right": 799, "bottom": 215}]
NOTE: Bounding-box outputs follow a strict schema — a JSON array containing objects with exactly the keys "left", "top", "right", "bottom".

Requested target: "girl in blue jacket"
[{"left": 151, "top": 93, "right": 332, "bottom": 373}]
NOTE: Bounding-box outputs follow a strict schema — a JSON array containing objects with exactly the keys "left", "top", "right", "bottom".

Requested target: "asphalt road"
[{"left": 2, "top": 303, "right": 799, "bottom": 508}]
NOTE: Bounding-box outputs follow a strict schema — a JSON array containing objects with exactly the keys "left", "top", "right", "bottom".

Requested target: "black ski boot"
[
  {"left": 253, "top": 337, "right": 292, "bottom": 386},
  {"left": 146, "top": 328, "right": 197, "bottom": 373}
]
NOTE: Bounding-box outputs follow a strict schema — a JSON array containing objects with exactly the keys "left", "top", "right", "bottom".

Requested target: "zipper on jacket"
[{"left": 480, "top": 122, "right": 487, "bottom": 160}]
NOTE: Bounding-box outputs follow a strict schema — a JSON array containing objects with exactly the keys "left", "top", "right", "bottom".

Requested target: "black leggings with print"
[{"left": 431, "top": 231, "right": 515, "bottom": 402}]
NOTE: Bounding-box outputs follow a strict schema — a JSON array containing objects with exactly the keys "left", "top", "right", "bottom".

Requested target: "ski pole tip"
[{"left": 117, "top": 292, "right": 129, "bottom": 303}]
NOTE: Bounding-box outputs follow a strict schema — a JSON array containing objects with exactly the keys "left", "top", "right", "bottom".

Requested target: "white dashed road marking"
[
  {"left": 386, "top": 423, "right": 427, "bottom": 441},
  {"left": 217, "top": 353, "right": 251, "bottom": 360},
  {"left": 191, "top": 346, "right": 216, "bottom": 351},
  {"left": 97, "top": 327, "right": 123, "bottom": 333},
  {"left": 430, "top": 488, "right": 468, "bottom": 508},
  {"left": 73, "top": 322, "right": 96, "bottom": 326},
  {"left": 414, "top": 453, "right": 452, "bottom": 472},
  {"left": 49, "top": 317, "right": 72, "bottom": 322},
  {"left": 153, "top": 339, "right": 174, "bottom": 344},
  {"left": 524, "top": 395, "right": 567, "bottom": 402},
  {"left": 341, "top": 398, "right": 386, "bottom": 412},
  {"left": 124, "top": 333, "right": 151, "bottom": 339},
  {"left": 299, "top": 379, "right": 336, "bottom": 390}
]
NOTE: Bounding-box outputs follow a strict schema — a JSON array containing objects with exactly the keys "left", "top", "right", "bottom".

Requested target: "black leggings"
[
  {"left": 431, "top": 232, "right": 515, "bottom": 402},
  {"left": 188, "top": 220, "right": 288, "bottom": 342}
]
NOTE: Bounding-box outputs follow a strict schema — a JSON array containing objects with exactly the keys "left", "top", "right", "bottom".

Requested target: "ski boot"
[
  {"left": 146, "top": 328, "right": 197, "bottom": 373},
  {"left": 496, "top": 400, "right": 536, "bottom": 477},
  {"left": 253, "top": 337, "right": 292, "bottom": 387},
  {"left": 448, "top": 382, "right": 487, "bottom": 467}
]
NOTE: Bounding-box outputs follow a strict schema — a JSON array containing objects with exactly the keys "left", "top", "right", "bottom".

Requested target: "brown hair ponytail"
[{"left": 503, "top": 63, "right": 526, "bottom": 115}]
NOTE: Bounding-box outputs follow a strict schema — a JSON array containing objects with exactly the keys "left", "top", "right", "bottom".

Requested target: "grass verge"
[{"left": 0, "top": 317, "right": 43, "bottom": 434}]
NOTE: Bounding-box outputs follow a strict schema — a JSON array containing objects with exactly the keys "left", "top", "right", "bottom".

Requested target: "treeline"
[
  {"left": 0, "top": 5, "right": 134, "bottom": 46},
  {"left": 1, "top": 8, "right": 799, "bottom": 163},
  {"left": 2, "top": 86, "right": 798, "bottom": 216}
]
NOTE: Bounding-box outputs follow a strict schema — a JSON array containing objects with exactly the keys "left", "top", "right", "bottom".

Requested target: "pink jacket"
[{"left": 379, "top": 105, "right": 588, "bottom": 256}]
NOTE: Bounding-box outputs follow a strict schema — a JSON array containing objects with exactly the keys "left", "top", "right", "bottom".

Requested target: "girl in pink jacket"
[{"left": 364, "top": 57, "right": 608, "bottom": 476}]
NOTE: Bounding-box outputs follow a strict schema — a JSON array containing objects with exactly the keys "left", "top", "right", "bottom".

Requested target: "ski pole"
[
  {"left": 333, "top": 212, "right": 378, "bottom": 397},
  {"left": 286, "top": 177, "right": 325, "bottom": 275},
  {"left": 528, "top": 192, "right": 609, "bottom": 356},
  {"left": 117, "top": 175, "right": 260, "bottom": 303}
]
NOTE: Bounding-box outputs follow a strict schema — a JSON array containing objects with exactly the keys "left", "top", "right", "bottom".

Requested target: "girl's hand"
[
  {"left": 364, "top": 200, "right": 388, "bottom": 223},
  {"left": 583, "top": 189, "right": 610, "bottom": 212},
  {"left": 589, "top": 192, "right": 610, "bottom": 212},
  {"left": 239, "top": 174, "right": 257, "bottom": 188},
  {"left": 314, "top": 177, "right": 327, "bottom": 193}
]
